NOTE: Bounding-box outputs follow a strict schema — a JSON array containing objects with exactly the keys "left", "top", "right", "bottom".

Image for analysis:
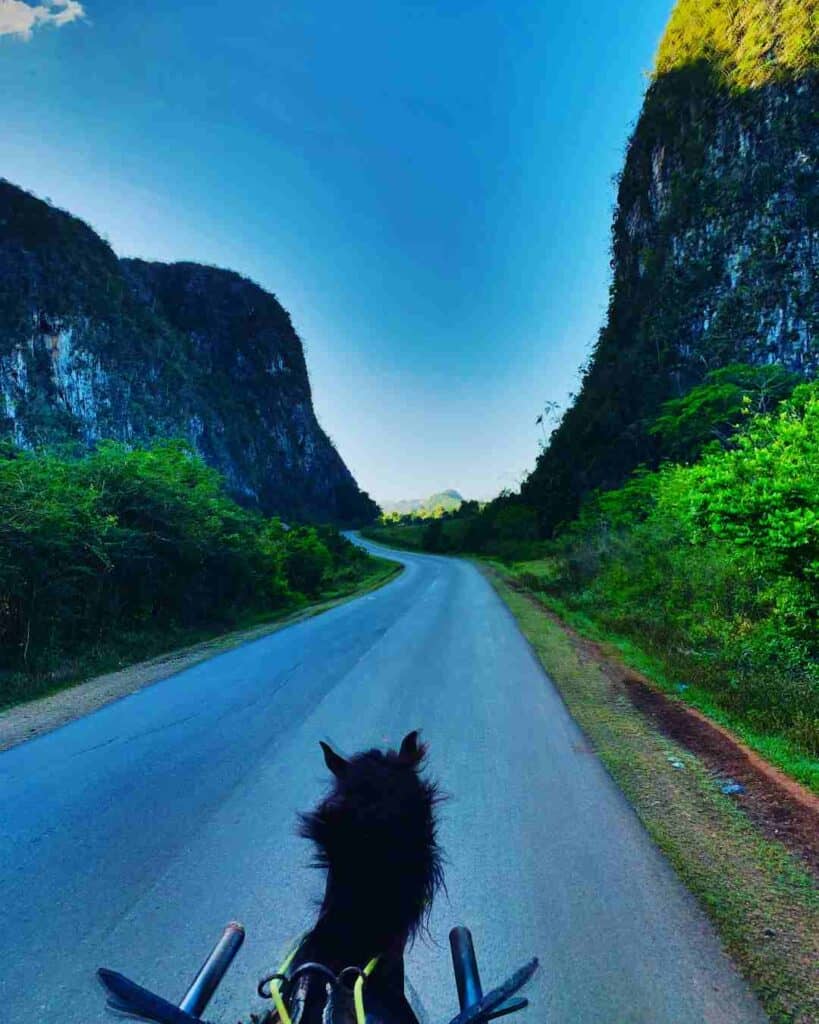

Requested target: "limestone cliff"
[
  {"left": 0, "top": 179, "right": 377, "bottom": 523},
  {"left": 523, "top": 0, "right": 818, "bottom": 531}
]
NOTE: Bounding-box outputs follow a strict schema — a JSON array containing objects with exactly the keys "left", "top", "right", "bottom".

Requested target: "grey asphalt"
[{"left": 0, "top": 539, "right": 765, "bottom": 1024}]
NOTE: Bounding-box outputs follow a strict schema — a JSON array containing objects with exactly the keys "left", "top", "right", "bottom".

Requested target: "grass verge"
[
  {"left": 501, "top": 561, "right": 819, "bottom": 796},
  {"left": 0, "top": 556, "right": 401, "bottom": 748},
  {"left": 486, "top": 565, "right": 819, "bottom": 1024}
]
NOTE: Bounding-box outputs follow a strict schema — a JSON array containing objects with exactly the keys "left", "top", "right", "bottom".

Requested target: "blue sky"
[{"left": 1, "top": 0, "right": 671, "bottom": 501}]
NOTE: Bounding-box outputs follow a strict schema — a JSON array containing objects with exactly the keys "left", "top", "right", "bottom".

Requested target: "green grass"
[
  {"left": 487, "top": 567, "right": 819, "bottom": 1024},
  {"left": 0, "top": 555, "right": 401, "bottom": 713}
]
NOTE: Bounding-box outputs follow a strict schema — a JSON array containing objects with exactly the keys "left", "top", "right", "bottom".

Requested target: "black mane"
[{"left": 299, "top": 737, "right": 444, "bottom": 962}]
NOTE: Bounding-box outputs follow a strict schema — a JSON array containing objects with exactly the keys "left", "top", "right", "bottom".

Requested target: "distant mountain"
[
  {"left": 382, "top": 490, "right": 464, "bottom": 516},
  {"left": 0, "top": 179, "right": 378, "bottom": 524}
]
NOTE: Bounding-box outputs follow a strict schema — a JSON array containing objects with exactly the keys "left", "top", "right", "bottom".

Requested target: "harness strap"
[
  {"left": 352, "top": 957, "right": 380, "bottom": 1024},
  {"left": 270, "top": 944, "right": 300, "bottom": 1024},
  {"left": 268, "top": 941, "right": 380, "bottom": 1024}
]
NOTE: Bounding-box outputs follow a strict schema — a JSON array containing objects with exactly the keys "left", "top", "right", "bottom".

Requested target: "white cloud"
[{"left": 0, "top": 0, "right": 85, "bottom": 40}]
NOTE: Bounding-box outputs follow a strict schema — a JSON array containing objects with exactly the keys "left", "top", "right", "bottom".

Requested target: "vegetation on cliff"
[
  {"left": 648, "top": 362, "right": 800, "bottom": 459},
  {"left": 520, "top": 382, "right": 819, "bottom": 771},
  {"left": 0, "top": 441, "right": 382, "bottom": 708},
  {"left": 656, "top": 0, "right": 819, "bottom": 88}
]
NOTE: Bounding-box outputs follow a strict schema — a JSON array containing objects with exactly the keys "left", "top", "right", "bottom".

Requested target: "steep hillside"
[
  {"left": 523, "top": 0, "right": 818, "bottom": 532},
  {"left": 0, "top": 179, "right": 377, "bottom": 523}
]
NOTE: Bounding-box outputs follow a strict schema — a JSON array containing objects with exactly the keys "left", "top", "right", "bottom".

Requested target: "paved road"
[{"left": 0, "top": 539, "right": 764, "bottom": 1024}]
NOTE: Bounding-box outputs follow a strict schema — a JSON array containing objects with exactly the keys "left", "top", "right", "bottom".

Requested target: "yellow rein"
[
  {"left": 353, "top": 957, "right": 380, "bottom": 1024},
  {"left": 269, "top": 943, "right": 379, "bottom": 1024},
  {"left": 269, "top": 944, "right": 299, "bottom": 1024}
]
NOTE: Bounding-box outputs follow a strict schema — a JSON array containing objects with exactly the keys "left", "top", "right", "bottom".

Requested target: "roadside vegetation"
[
  {"left": 364, "top": 368, "right": 819, "bottom": 789},
  {"left": 0, "top": 439, "right": 390, "bottom": 710},
  {"left": 489, "top": 571, "right": 819, "bottom": 1024}
]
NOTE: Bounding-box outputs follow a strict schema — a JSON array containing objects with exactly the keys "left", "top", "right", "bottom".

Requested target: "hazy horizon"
[{"left": 1, "top": 0, "right": 672, "bottom": 503}]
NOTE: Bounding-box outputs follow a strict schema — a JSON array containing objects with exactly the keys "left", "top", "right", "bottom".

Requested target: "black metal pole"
[{"left": 450, "top": 926, "right": 484, "bottom": 1011}]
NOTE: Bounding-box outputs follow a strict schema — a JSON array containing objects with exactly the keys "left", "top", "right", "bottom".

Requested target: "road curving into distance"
[{"left": 0, "top": 537, "right": 765, "bottom": 1024}]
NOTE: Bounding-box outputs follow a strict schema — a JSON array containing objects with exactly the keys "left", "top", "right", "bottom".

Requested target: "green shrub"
[
  {"left": 650, "top": 363, "right": 799, "bottom": 462},
  {"left": 0, "top": 440, "right": 376, "bottom": 703},
  {"left": 422, "top": 519, "right": 447, "bottom": 553},
  {"left": 283, "top": 528, "right": 332, "bottom": 596},
  {"left": 521, "top": 383, "right": 819, "bottom": 756}
]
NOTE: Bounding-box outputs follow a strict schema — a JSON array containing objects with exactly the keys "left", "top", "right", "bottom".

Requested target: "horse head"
[{"left": 279, "top": 731, "right": 443, "bottom": 1024}]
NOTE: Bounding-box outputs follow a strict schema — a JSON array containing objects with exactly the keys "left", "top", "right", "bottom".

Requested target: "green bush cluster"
[
  {"left": 525, "top": 382, "right": 819, "bottom": 755},
  {"left": 366, "top": 495, "right": 547, "bottom": 562},
  {"left": 0, "top": 440, "right": 374, "bottom": 705},
  {"left": 649, "top": 363, "right": 800, "bottom": 461}
]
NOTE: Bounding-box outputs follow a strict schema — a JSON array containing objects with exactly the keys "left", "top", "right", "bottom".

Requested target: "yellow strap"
[
  {"left": 271, "top": 978, "right": 293, "bottom": 1024},
  {"left": 268, "top": 941, "right": 379, "bottom": 1024},
  {"left": 270, "top": 942, "right": 301, "bottom": 1024},
  {"left": 353, "top": 957, "right": 380, "bottom": 1024}
]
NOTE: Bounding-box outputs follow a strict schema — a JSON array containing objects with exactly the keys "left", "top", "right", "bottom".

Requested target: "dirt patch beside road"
[{"left": 623, "top": 672, "right": 819, "bottom": 876}]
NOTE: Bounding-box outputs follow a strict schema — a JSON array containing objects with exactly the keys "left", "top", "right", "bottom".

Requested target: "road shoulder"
[
  {"left": 485, "top": 563, "right": 819, "bottom": 1024},
  {"left": 0, "top": 559, "right": 402, "bottom": 754}
]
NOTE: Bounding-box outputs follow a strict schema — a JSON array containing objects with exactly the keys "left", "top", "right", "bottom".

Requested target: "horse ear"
[
  {"left": 398, "top": 730, "right": 424, "bottom": 765},
  {"left": 320, "top": 741, "right": 349, "bottom": 778}
]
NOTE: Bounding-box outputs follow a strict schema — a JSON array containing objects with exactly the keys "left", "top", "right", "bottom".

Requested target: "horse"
[
  {"left": 265, "top": 730, "right": 444, "bottom": 1024},
  {"left": 97, "top": 732, "right": 537, "bottom": 1024}
]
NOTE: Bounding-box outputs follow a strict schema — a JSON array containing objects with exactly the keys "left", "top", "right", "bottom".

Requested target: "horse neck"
[{"left": 308, "top": 874, "right": 409, "bottom": 970}]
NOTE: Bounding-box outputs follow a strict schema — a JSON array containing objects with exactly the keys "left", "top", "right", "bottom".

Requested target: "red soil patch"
[{"left": 622, "top": 671, "right": 819, "bottom": 876}]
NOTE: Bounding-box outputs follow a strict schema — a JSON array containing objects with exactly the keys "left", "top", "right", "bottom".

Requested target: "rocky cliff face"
[
  {"left": 523, "top": 0, "right": 818, "bottom": 531},
  {"left": 0, "top": 179, "right": 377, "bottom": 523}
]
